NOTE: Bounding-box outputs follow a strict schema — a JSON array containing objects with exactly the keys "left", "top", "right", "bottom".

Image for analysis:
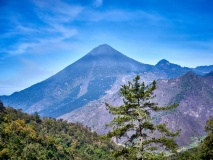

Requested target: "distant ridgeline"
[{"left": 1, "top": 44, "right": 213, "bottom": 147}]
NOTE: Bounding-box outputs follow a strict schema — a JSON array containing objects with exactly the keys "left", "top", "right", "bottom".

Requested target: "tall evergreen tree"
[{"left": 106, "top": 75, "right": 180, "bottom": 160}]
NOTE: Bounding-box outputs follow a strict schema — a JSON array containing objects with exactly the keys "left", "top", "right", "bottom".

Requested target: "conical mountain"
[
  {"left": 1, "top": 45, "right": 211, "bottom": 118},
  {"left": 1, "top": 44, "right": 213, "bottom": 147},
  {"left": 1, "top": 44, "right": 152, "bottom": 117},
  {"left": 155, "top": 59, "right": 170, "bottom": 66}
]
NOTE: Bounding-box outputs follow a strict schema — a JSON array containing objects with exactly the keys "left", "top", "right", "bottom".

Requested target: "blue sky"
[{"left": 1, "top": 0, "right": 213, "bottom": 95}]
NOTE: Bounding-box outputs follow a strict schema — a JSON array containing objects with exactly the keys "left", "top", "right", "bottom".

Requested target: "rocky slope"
[
  {"left": 154, "top": 72, "right": 213, "bottom": 145},
  {"left": 1, "top": 44, "right": 195, "bottom": 118},
  {"left": 59, "top": 71, "right": 213, "bottom": 146},
  {"left": 1, "top": 44, "right": 213, "bottom": 146},
  {"left": 1, "top": 44, "right": 153, "bottom": 117}
]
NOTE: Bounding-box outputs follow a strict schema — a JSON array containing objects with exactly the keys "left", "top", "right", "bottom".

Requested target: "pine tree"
[{"left": 106, "top": 75, "right": 180, "bottom": 160}]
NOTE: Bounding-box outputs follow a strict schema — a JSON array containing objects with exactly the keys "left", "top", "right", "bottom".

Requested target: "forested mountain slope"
[{"left": 0, "top": 102, "right": 115, "bottom": 160}]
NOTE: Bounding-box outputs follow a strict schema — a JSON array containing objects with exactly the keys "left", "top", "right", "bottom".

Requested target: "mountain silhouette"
[
  {"left": 0, "top": 44, "right": 212, "bottom": 119},
  {"left": 0, "top": 44, "right": 152, "bottom": 117},
  {"left": 1, "top": 44, "right": 213, "bottom": 146}
]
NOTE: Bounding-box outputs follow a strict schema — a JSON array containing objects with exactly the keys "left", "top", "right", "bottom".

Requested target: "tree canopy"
[
  {"left": 0, "top": 101, "right": 116, "bottom": 160},
  {"left": 200, "top": 116, "right": 213, "bottom": 159},
  {"left": 106, "top": 75, "right": 180, "bottom": 160}
]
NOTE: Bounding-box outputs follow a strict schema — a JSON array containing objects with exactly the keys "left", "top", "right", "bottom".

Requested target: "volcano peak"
[{"left": 87, "top": 44, "right": 122, "bottom": 56}]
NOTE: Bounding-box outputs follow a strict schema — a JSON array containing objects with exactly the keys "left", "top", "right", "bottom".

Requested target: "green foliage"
[
  {"left": 0, "top": 101, "right": 115, "bottom": 160},
  {"left": 200, "top": 116, "right": 213, "bottom": 160},
  {"left": 169, "top": 147, "right": 201, "bottom": 160},
  {"left": 106, "top": 75, "right": 180, "bottom": 160}
]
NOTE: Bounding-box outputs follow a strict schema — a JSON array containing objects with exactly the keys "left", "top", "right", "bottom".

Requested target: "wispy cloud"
[
  {"left": 9, "top": 43, "right": 37, "bottom": 55},
  {"left": 33, "top": 0, "right": 83, "bottom": 23},
  {"left": 1, "top": 0, "right": 213, "bottom": 95},
  {"left": 81, "top": 9, "right": 164, "bottom": 22},
  {"left": 1, "top": 0, "right": 83, "bottom": 56},
  {"left": 1, "top": 0, "right": 168, "bottom": 57}
]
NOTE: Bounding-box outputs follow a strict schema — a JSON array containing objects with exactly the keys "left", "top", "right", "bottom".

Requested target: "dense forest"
[
  {"left": 0, "top": 101, "right": 117, "bottom": 160},
  {"left": 0, "top": 100, "right": 212, "bottom": 160}
]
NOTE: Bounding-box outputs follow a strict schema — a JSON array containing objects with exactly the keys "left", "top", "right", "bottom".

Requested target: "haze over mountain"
[
  {"left": 1, "top": 44, "right": 153, "bottom": 117},
  {"left": 60, "top": 71, "right": 213, "bottom": 146},
  {"left": 154, "top": 71, "right": 213, "bottom": 145},
  {"left": 1, "top": 44, "right": 213, "bottom": 146}
]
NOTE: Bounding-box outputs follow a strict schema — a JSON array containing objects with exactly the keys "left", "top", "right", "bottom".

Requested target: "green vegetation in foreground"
[
  {"left": 106, "top": 75, "right": 213, "bottom": 160},
  {"left": 106, "top": 75, "right": 180, "bottom": 160},
  {"left": 0, "top": 101, "right": 116, "bottom": 160},
  {"left": 0, "top": 75, "right": 213, "bottom": 160}
]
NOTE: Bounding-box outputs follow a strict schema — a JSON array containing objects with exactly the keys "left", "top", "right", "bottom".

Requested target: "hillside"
[
  {"left": 60, "top": 71, "right": 213, "bottom": 146},
  {"left": 1, "top": 101, "right": 212, "bottom": 159},
  {"left": 0, "top": 102, "right": 116, "bottom": 160},
  {"left": 1, "top": 44, "right": 212, "bottom": 119},
  {"left": 154, "top": 71, "right": 213, "bottom": 146},
  {"left": 1, "top": 44, "right": 213, "bottom": 147}
]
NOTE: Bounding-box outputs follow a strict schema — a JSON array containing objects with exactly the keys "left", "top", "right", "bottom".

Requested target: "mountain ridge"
[
  {"left": 0, "top": 44, "right": 152, "bottom": 117},
  {"left": 1, "top": 44, "right": 213, "bottom": 146},
  {"left": 1, "top": 44, "right": 212, "bottom": 97},
  {"left": 60, "top": 71, "right": 213, "bottom": 146},
  {"left": 1, "top": 44, "right": 212, "bottom": 117}
]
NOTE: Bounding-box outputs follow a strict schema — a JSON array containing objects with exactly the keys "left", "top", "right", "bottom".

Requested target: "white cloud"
[
  {"left": 3, "top": 0, "right": 82, "bottom": 55},
  {"left": 8, "top": 27, "right": 77, "bottom": 55},
  {"left": 2, "top": 0, "right": 164, "bottom": 56},
  {"left": 33, "top": 0, "right": 83, "bottom": 23},
  {"left": 9, "top": 43, "right": 36, "bottom": 55}
]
